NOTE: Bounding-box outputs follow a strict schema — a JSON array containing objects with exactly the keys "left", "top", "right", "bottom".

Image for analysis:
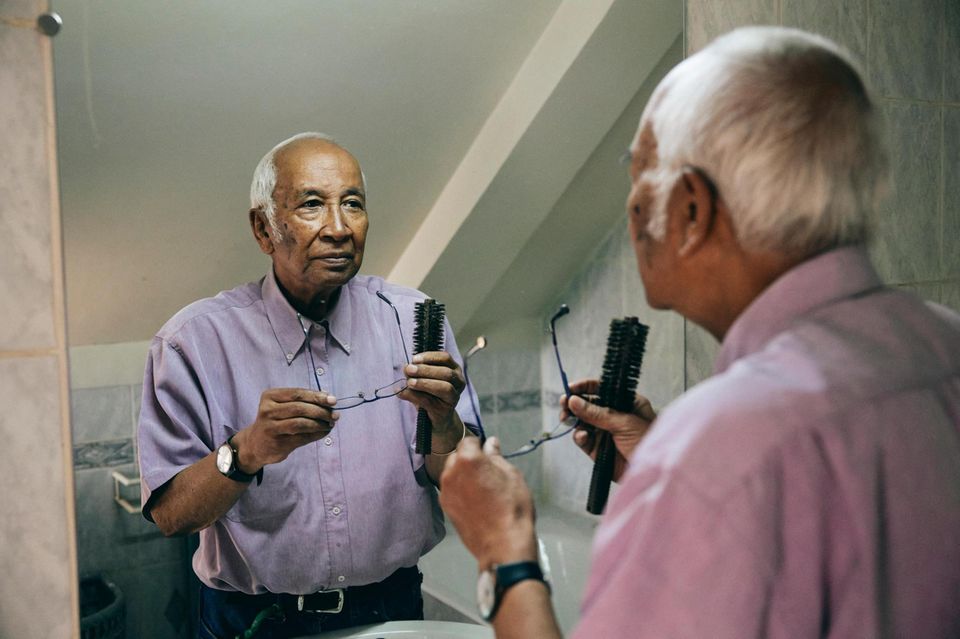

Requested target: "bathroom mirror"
[{"left": 53, "top": 1, "right": 682, "bottom": 636}]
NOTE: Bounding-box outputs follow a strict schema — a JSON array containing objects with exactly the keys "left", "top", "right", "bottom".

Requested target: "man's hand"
[
  {"left": 562, "top": 379, "right": 657, "bottom": 482},
  {"left": 439, "top": 437, "right": 538, "bottom": 570},
  {"left": 400, "top": 351, "right": 466, "bottom": 435},
  {"left": 232, "top": 388, "right": 338, "bottom": 472}
]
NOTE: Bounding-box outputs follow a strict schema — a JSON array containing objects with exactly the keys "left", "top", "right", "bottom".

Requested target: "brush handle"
[
  {"left": 586, "top": 432, "right": 616, "bottom": 514},
  {"left": 415, "top": 408, "right": 432, "bottom": 455}
]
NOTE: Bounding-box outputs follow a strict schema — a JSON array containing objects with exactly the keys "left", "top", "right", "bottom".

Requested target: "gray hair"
[
  {"left": 643, "top": 27, "right": 889, "bottom": 257},
  {"left": 249, "top": 132, "right": 368, "bottom": 239}
]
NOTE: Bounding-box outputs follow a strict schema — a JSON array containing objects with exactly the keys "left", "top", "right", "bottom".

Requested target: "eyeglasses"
[
  {"left": 503, "top": 305, "right": 578, "bottom": 459},
  {"left": 296, "top": 290, "right": 410, "bottom": 410}
]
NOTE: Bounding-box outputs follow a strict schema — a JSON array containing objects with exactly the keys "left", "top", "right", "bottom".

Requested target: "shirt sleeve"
[
  {"left": 137, "top": 336, "right": 214, "bottom": 521},
  {"left": 572, "top": 466, "right": 777, "bottom": 639},
  {"left": 442, "top": 318, "right": 483, "bottom": 439}
]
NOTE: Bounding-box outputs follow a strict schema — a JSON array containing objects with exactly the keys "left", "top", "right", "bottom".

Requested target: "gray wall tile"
[
  {"left": 896, "top": 282, "right": 941, "bottom": 303},
  {"left": 944, "top": 108, "right": 960, "bottom": 277},
  {"left": 869, "top": 0, "right": 944, "bottom": 100},
  {"left": 942, "top": 280, "right": 960, "bottom": 313},
  {"left": 782, "top": 0, "right": 867, "bottom": 63},
  {"left": 0, "top": 357, "right": 74, "bottom": 639},
  {"left": 946, "top": 0, "right": 960, "bottom": 102},
  {"left": 104, "top": 557, "right": 193, "bottom": 639},
  {"left": 0, "top": 19, "right": 57, "bottom": 352},
  {"left": 72, "top": 385, "right": 134, "bottom": 443},
  {"left": 870, "top": 102, "right": 941, "bottom": 283},
  {"left": 686, "top": 0, "right": 779, "bottom": 54}
]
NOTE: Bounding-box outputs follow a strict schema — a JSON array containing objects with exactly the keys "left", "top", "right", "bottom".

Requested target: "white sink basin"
[{"left": 303, "top": 620, "right": 494, "bottom": 638}]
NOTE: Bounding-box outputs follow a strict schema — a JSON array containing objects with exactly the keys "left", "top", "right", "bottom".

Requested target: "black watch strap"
[
  {"left": 227, "top": 436, "right": 263, "bottom": 485},
  {"left": 494, "top": 561, "right": 550, "bottom": 616}
]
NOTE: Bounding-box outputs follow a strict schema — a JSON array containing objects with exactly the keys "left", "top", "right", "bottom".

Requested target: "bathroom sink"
[{"left": 303, "top": 620, "right": 494, "bottom": 638}]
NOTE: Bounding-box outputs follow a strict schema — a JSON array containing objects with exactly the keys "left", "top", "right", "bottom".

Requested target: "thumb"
[{"left": 483, "top": 436, "right": 501, "bottom": 457}]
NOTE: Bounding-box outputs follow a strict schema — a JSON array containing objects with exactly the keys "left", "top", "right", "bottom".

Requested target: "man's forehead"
[{"left": 275, "top": 141, "right": 364, "bottom": 191}]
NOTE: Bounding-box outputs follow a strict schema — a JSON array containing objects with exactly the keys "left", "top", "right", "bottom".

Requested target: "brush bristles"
[
  {"left": 413, "top": 299, "right": 446, "bottom": 354},
  {"left": 597, "top": 318, "right": 648, "bottom": 413}
]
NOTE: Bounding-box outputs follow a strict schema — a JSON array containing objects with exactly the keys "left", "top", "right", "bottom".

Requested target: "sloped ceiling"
[{"left": 53, "top": 0, "right": 681, "bottom": 346}]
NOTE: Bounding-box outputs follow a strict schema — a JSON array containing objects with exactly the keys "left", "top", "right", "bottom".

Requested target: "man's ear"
[
  {"left": 673, "top": 166, "right": 718, "bottom": 258},
  {"left": 249, "top": 208, "right": 275, "bottom": 255}
]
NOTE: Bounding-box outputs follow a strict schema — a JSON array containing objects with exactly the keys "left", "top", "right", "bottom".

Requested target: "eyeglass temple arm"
[
  {"left": 550, "top": 305, "right": 572, "bottom": 399},
  {"left": 376, "top": 290, "right": 410, "bottom": 364}
]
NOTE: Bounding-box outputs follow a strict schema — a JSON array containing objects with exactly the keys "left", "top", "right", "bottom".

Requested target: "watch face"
[
  {"left": 216, "top": 443, "right": 233, "bottom": 474},
  {"left": 477, "top": 569, "right": 496, "bottom": 620}
]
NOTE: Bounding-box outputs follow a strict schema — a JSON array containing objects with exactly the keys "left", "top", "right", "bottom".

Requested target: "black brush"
[
  {"left": 586, "top": 317, "right": 649, "bottom": 515},
  {"left": 413, "top": 298, "right": 446, "bottom": 454}
]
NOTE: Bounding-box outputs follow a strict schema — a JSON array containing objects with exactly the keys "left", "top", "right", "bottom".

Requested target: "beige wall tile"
[
  {"left": 0, "top": 356, "right": 73, "bottom": 639},
  {"left": 684, "top": 319, "right": 720, "bottom": 389},
  {"left": 945, "top": 0, "right": 960, "bottom": 102},
  {"left": 0, "top": 19, "right": 56, "bottom": 351}
]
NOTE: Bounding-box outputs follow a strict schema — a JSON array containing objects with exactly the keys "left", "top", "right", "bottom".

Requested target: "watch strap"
[
  {"left": 225, "top": 436, "right": 263, "bottom": 485},
  {"left": 489, "top": 561, "right": 550, "bottom": 620}
]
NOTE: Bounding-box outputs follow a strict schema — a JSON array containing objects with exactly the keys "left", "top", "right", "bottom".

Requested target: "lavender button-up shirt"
[
  {"left": 137, "top": 271, "right": 479, "bottom": 595},
  {"left": 575, "top": 247, "right": 960, "bottom": 638}
]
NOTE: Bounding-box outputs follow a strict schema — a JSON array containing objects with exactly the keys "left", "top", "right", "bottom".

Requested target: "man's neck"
[{"left": 275, "top": 277, "right": 341, "bottom": 322}]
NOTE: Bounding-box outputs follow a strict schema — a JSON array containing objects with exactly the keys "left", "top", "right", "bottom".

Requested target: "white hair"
[
  {"left": 642, "top": 27, "right": 889, "bottom": 257},
  {"left": 249, "top": 132, "right": 368, "bottom": 239}
]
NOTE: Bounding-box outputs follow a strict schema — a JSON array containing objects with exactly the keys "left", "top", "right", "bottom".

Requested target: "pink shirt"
[{"left": 575, "top": 247, "right": 960, "bottom": 638}]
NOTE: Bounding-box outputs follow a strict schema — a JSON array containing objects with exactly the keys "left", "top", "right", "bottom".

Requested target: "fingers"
[
  {"left": 405, "top": 360, "right": 465, "bottom": 391},
  {"left": 568, "top": 394, "right": 643, "bottom": 435},
  {"left": 263, "top": 388, "right": 337, "bottom": 406},
  {"left": 483, "top": 436, "right": 501, "bottom": 456}
]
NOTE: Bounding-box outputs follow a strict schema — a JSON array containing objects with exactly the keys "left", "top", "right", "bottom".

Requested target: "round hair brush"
[
  {"left": 586, "top": 317, "right": 649, "bottom": 515},
  {"left": 413, "top": 298, "right": 446, "bottom": 454}
]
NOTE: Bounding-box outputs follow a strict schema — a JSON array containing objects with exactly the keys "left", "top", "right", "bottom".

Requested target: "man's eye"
[
  {"left": 302, "top": 199, "right": 322, "bottom": 209},
  {"left": 343, "top": 200, "right": 364, "bottom": 210}
]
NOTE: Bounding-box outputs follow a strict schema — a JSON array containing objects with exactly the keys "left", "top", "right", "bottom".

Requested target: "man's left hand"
[{"left": 400, "top": 351, "right": 466, "bottom": 433}]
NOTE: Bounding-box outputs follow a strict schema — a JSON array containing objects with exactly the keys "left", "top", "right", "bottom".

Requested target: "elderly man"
[
  {"left": 138, "top": 133, "right": 479, "bottom": 638},
  {"left": 439, "top": 27, "right": 960, "bottom": 638}
]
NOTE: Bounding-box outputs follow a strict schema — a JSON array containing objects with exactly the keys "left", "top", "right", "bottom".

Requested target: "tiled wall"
[
  {"left": 71, "top": 370, "right": 195, "bottom": 638},
  {"left": 683, "top": 0, "right": 960, "bottom": 386},
  {"left": 0, "top": 1, "right": 79, "bottom": 637}
]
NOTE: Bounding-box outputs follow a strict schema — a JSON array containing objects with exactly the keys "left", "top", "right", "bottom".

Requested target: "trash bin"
[{"left": 80, "top": 575, "right": 125, "bottom": 639}]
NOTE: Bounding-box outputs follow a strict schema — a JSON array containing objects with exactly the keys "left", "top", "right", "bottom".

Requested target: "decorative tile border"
[
  {"left": 498, "top": 390, "right": 541, "bottom": 413},
  {"left": 479, "top": 394, "right": 497, "bottom": 415},
  {"left": 73, "top": 438, "right": 135, "bottom": 470}
]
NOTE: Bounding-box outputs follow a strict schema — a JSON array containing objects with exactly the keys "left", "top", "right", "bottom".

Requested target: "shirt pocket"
[{"left": 223, "top": 439, "right": 302, "bottom": 524}]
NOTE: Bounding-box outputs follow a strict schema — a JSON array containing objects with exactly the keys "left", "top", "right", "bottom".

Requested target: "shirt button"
[
  {"left": 324, "top": 437, "right": 333, "bottom": 446},
  {"left": 337, "top": 575, "right": 345, "bottom": 583},
  {"left": 332, "top": 506, "right": 341, "bottom": 515},
  {"left": 315, "top": 367, "right": 324, "bottom": 376},
  {"left": 285, "top": 353, "right": 294, "bottom": 362},
  {"left": 343, "top": 343, "right": 351, "bottom": 353}
]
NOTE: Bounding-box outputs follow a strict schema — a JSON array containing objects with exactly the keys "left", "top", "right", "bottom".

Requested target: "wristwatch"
[
  {"left": 477, "top": 561, "right": 550, "bottom": 621},
  {"left": 216, "top": 436, "right": 262, "bottom": 485}
]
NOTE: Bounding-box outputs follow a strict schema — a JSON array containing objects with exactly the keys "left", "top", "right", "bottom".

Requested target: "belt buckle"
[{"left": 297, "top": 589, "right": 344, "bottom": 614}]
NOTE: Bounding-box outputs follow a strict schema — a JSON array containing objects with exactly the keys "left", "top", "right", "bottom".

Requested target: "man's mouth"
[{"left": 314, "top": 254, "right": 354, "bottom": 267}]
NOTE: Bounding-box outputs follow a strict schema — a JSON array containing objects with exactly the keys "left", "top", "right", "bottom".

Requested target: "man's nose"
[{"left": 321, "top": 206, "right": 352, "bottom": 241}]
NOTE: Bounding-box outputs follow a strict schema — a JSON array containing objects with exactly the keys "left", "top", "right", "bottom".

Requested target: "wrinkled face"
[
  {"left": 264, "top": 139, "right": 368, "bottom": 301},
  {"left": 626, "top": 119, "right": 673, "bottom": 309}
]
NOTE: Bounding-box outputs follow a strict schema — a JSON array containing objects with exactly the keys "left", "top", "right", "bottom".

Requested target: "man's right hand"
[
  {"left": 561, "top": 379, "right": 656, "bottom": 482},
  {"left": 231, "top": 388, "right": 338, "bottom": 472}
]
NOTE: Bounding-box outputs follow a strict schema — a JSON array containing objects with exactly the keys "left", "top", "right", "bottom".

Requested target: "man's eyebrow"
[
  {"left": 296, "top": 189, "right": 322, "bottom": 200},
  {"left": 343, "top": 187, "right": 365, "bottom": 199}
]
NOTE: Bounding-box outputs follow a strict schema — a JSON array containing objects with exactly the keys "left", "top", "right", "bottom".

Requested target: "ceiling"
[{"left": 53, "top": 0, "right": 681, "bottom": 346}]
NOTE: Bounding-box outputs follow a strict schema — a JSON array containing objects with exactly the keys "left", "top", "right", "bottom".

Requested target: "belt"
[{"left": 217, "top": 565, "right": 421, "bottom": 616}]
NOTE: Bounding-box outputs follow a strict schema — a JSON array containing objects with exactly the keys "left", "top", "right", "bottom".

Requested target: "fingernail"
[
  {"left": 408, "top": 378, "right": 418, "bottom": 387},
  {"left": 570, "top": 395, "right": 584, "bottom": 410},
  {"left": 412, "top": 355, "right": 423, "bottom": 364},
  {"left": 327, "top": 395, "right": 337, "bottom": 404},
  {"left": 405, "top": 364, "right": 418, "bottom": 374}
]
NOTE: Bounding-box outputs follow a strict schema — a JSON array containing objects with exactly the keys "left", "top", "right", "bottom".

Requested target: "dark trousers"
[{"left": 196, "top": 566, "right": 424, "bottom": 639}]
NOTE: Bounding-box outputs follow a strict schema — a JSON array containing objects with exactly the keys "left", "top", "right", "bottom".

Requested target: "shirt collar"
[
  {"left": 714, "top": 246, "right": 882, "bottom": 375},
  {"left": 262, "top": 270, "right": 354, "bottom": 364}
]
